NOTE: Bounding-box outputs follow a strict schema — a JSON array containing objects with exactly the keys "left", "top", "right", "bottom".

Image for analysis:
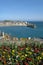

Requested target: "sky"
[{"left": 0, "top": 0, "right": 43, "bottom": 21}]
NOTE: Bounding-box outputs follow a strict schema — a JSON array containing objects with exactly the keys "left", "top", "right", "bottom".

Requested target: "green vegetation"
[
  {"left": 3, "top": 20, "right": 14, "bottom": 22},
  {"left": 0, "top": 41, "right": 43, "bottom": 65}
]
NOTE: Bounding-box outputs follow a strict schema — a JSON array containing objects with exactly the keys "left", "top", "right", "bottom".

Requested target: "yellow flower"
[
  {"left": 12, "top": 53, "right": 15, "bottom": 56},
  {"left": 22, "top": 55, "right": 25, "bottom": 57},
  {"left": 12, "top": 50, "right": 15, "bottom": 53},
  {"left": 25, "top": 54, "right": 27, "bottom": 57},
  {"left": 26, "top": 48, "right": 29, "bottom": 50},
  {"left": 40, "top": 57, "right": 42, "bottom": 59},
  {"left": 28, "top": 52, "right": 32, "bottom": 55},
  {"left": 2, "top": 56, "right": 5, "bottom": 58},
  {"left": 41, "top": 52, "right": 43, "bottom": 56},
  {"left": 20, "top": 57, "right": 24, "bottom": 60},
  {"left": 37, "top": 56, "right": 40, "bottom": 60},
  {"left": 37, "top": 56, "right": 42, "bottom": 60},
  {"left": 8, "top": 55, "right": 10, "bottom": 58},
  {"left": 9, "top": 58, "right": 11, "bottom": 60},
  {"left": 21, "top": 58, "right": 24, "bottom": 60},
  {"left": 16, "top": 60, "right": 18, "bottom": 62},
  {"left": 3, "top": 51, "right": 6, "bottom": 54},
  {"left": 20, "top": 55, "right": 25, "bottom": 60}
]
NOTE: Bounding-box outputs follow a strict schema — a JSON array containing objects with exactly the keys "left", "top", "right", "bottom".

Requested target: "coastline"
[
  {"left": 0, "top": 22, "right": 27, "bottom": 26},
  {"left": 0, "top": 32, "right": 43, "bottom": 45},
  {"left": 0, "top": 22, "right": 36, "bottom": 28}
]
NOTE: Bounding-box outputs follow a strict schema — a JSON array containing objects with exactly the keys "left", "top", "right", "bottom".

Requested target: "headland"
[{"left": 0, "top": 20, "right": 36, "bottom": 28}]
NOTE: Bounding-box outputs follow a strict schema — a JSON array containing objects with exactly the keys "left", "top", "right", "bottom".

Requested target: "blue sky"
[{"left": 0, "top": 0, "right": 43, "bottom": 21}]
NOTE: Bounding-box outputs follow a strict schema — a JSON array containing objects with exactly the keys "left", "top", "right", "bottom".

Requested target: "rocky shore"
[{"left": 0, "top": 32, "right": 43, "bottom": 46}]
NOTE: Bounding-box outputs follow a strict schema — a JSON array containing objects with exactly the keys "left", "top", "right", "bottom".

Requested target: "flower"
[
  {"left": 20, "top": 55, "right": 25, "bottom": 60},
  {"left": 40, "top": 57, "right": 42, "bottom": 59},
  {"left": 24, "top": 62, "right": 28, "bottom": 65},
  {"left": 28, "top": 51, "right": 32, "bottom": 55},
  {"left": 8, "top": 55, "right": 10, "bottom": 58},
  {"left": 12, "top": 49, "right": 15, "bottom": 53},
  {"left": 22, "top": 55, "right": 25, "bottom": 57},
  {"left": 0, "top": 42, "right": 43, "bottom": 65},
  {"left": 16, "top": 55, "right": 19, "bottom": 58},
  {"left": 9, "top": 58, "right": 11, "bottom": 60},
  {"left": 37, "top": 56, "right": 42, "bottom": 60},
  {"left": 41, "top": 52, "right": 43, "bottom": 56},
  {"left": 2, "top": 55, "right": 5, "bottom": 58},
  {"left": 26, "top": 47, "right": 29, "bottom": 50},
  {"left": 34, "top": 48, "right": 39, "bottom": 53},
  {"left": 12, "top": 53, "right": 15, "bottom": 56},
  {"left": 16, "top": 60, "right": 18, "bottom": 62},
  {"left": 3, "top": 51, "right": 6, "bottom": 54},
  {"left": 25, "top": 54, "right": 28, "bottom": 57},
  {"left": 3, "top": 61, "right": 7, "bottom": 65},
  {"left": 18, "top": 52, "right": 22, "bottom": 56},
  {"left": 20, "top": 47, "right": 24, "bottom": 51},
  {"left": 26, "top": 58, "right": 32, "bottom": 61}
]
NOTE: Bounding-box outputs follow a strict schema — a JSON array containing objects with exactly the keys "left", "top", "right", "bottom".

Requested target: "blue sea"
[{"left": 0, "top": 22, "right": 43, "bottom": 38}]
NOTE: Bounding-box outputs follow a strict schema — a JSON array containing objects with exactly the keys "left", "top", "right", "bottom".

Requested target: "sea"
[{"left": 0, "top": 22, "right": 43, "bottom": 38}]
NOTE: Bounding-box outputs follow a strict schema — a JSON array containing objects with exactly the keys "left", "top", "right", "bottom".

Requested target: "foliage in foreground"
[{"left": 0, "top": 42, "right": 43, "bottom": 65}]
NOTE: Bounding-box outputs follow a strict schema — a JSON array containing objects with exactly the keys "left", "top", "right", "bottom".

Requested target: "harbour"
[
  {"left": 0, "top": 0, "right": 43, "bottom": 64},
  {"left": 0, "top": 22, "right": 43, "bottom": 38}
]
